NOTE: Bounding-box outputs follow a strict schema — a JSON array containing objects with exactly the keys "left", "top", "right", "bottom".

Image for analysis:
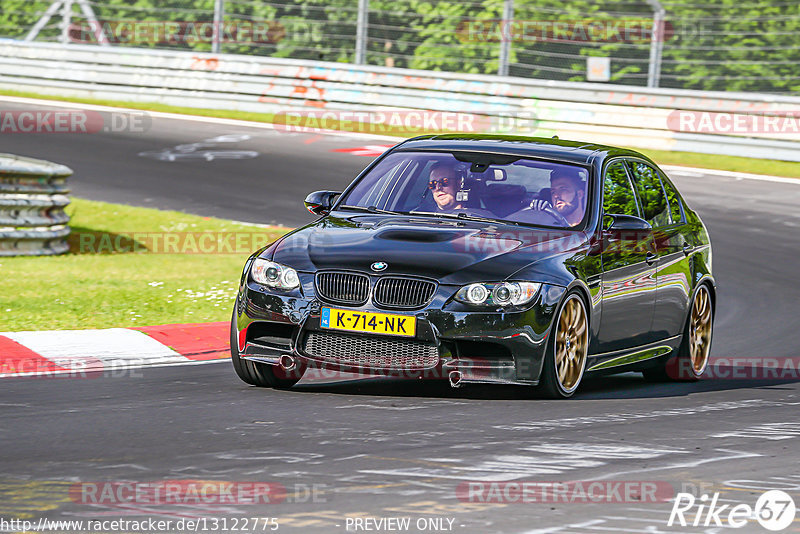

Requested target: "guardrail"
[
  {"left": 2, "top": 40, "right": 800, "bottom": 162},
  {"left": 0, "top": 153, "right": 72, "bottom": 256}
]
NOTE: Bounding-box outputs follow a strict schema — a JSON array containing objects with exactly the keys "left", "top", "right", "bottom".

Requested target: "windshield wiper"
[
  {"left": 338, "top": 205, "right": 403, "bottom": 215},
  {"left": 408, "top": 210, "right": 499, "bottom": 224}
]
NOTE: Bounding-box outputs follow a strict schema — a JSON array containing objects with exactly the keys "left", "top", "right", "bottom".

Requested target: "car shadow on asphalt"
[
  {"left": 574, "top": 371, "right": 800, "bottom": 400},
  {"left": 288, "top": 365, "right": 800, "bottom": 401}
]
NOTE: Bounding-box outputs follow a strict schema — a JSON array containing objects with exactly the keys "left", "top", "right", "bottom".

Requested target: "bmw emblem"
[{"left": 371, "top": 261, "right": 388, "bottom": 272}]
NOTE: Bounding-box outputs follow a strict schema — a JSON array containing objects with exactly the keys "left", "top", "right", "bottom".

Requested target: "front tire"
[
  {"left": 642, "top": 284, "right": 713, "bottom": 382},
  {"left": 538, "top": 292, "right": 589, "bottom": 398},
  {"left": 230, "top": 310, "right": 304, "bottom": 389}
]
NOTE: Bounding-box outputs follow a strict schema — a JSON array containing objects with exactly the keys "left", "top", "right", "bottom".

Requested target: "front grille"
[
  {"left": 315, "top": 271, "right": 370, "bottom": 305},
  {"left": 303, "top": 331, "right": 439, "bottom": 370},
  {"left": 374, "top": 277, "right": 436, "bottom": 308}
]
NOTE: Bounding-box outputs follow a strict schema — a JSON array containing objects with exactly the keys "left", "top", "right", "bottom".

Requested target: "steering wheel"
[
  {"left": 543, "top": 205, "right": 570, "bottom": 227},
  {"left": 519, "top": 202, "right": 570, "bottom": 227}
]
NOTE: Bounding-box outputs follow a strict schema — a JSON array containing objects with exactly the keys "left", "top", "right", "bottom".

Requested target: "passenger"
[{"left": 422, "top": 162, "right": 496, "bottom": 218}]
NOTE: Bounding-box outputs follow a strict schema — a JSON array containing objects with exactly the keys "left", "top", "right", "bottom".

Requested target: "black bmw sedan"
[{"left": 231, "top": 135, "right": 714, "bottom": 398}]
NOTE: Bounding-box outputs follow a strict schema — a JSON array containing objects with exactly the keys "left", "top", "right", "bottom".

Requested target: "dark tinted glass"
[
  {"left": 603, "top": 161, "right": 639, "bottom": 218},
  {"left": 628, "top": 161, "right": 670, "bottom": 227},
  {"left": 660, "top": 174, "right": 685, "bottom": 224}
]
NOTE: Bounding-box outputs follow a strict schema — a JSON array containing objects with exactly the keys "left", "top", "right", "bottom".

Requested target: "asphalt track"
[{"left": 2, "top": 98, "right": 800, "bottom": 533}]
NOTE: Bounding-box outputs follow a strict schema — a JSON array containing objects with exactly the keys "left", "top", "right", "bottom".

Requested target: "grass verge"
[
  {"left": 2, "top": 88, "right": 799, "bottom": 179},
  {"left": 0, "top": 198, "right": 289, "bottom": 331}
]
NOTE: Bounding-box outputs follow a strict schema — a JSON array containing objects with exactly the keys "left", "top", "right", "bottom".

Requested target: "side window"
[
  {"left": 386, "top": 161, "right": 424, "bottom": 211},
  {"left": 603, "top": 161, "right": 639, "bottom": 219},
  {"left": 628, "top": 161, "right": 670, "bottom": 227},
  {"left": 343, "top": 158, "right": 404, "bottom": 208},
  {"left": 660, "top": 174, "right": 685, "bottom": 224}
]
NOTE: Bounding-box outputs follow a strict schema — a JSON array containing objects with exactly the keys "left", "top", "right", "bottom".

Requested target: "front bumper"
[{"left": 234, "top": 273, "right": 566, "bottom": 385}]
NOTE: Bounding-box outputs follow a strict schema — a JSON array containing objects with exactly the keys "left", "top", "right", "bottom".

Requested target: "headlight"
[
  {"left": 251, "top": 259, "right": 300, "bottom": 290},
  {"left": 455, "top": 282, "right": 540, "bottom": 307}
]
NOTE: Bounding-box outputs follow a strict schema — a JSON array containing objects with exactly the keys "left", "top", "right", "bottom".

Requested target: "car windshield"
[{"left": 337, "top": 151, "right": 590, "bottom": 228}]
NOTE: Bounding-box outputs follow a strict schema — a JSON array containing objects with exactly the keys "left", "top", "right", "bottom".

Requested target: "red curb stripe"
[
  {"left": 332, "top": 144, "right": 394, "bottom": 157},
  {"left": 0, "top": 335, "right": 69, "bottom": 375},
  {"left": 133, "top": 322, "right": 230, "bottom": 361}
]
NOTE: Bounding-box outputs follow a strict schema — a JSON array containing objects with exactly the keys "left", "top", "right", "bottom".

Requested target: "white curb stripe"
[
  {"left": 2, "top": 328, "right": 189, "bottom": 372},
  {"left": 662, "top": 165, "right": 800, "bottom": 184}
]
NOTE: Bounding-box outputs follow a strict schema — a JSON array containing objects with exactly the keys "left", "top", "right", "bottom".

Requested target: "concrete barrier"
[{"left": 2, "top": 40, "right": 800, "bottom": 161}]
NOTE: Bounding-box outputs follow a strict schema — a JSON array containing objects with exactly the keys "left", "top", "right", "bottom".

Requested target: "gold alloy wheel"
[
  {"left": 689, "top": 285, "right": 713, "bottom": 374},
  {"left": 555, "top": 295, "right": 588, "bottom": 392}
]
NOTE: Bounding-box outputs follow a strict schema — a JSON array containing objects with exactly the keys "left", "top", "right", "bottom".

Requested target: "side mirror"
[
  {"left": 601, "top": 215, "right": 653, "bottom": 254},
  {"left": 604, "top": 214, "right": 652, "bottom": 232},
  {"left": 304, "top": 190, "right": 340, "bottom": 216}
]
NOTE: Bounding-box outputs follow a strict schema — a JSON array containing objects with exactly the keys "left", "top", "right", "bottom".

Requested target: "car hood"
[{"left": 270, "top": 214, "right": 586, "bottom": 285}]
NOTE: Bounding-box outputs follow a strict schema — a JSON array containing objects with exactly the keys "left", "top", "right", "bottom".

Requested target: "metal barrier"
[
  {"left": 0, "top": 153, "right": 72, "bottom": 256},
  {"left": 2, "top": 40, "right": 800, "bottom": 162}
]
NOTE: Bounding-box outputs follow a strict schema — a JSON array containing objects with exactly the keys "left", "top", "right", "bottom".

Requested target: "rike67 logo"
[{"left": 669, "top": 490, "right": 796, "bottom": 531}]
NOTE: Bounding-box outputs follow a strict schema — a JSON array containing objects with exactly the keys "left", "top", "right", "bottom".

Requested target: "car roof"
[{"left": 394, "top": 134, "right": 650, "bottom": 166}]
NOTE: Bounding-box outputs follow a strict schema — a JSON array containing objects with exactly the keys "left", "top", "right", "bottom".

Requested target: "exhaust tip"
[
  {"left": 448, "top": 370, "right": 462, "bottom": 388},
  {"left": 279, "top": 354, "right": 296, "bottom": 372}
]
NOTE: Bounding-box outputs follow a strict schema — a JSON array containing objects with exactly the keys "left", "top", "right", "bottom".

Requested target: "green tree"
[
  {"left": 660, "top": 0, "right": 800, "bottom": 92},
  {"left": 2, "top": 0, "right": 799, "bottom": 93}
]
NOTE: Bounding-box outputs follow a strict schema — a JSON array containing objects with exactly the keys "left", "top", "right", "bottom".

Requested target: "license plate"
[{"left": 320, "top": 307, "right": 416, "bottom": 337}]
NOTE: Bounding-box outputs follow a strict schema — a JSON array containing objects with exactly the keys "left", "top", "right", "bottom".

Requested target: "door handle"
[
  {"left": 645, "top": 252, "right": 657, "bottom": 265},
  {"left": 682, "top": 243, "right": 694, "bottom": 255}
]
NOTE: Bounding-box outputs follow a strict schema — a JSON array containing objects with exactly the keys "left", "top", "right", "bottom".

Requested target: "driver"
[
  {"left": 428, "top": 163, "right": 463, "bottom": 212},
  {"left": 529, "top": 170, "right": 586, "bottom": 226}
]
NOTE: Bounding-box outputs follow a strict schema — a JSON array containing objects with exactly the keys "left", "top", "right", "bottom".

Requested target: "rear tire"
[
  {"left": 642, "top": 284, "right": 713, "bottom": 382},
  {"left": 230, "top": 309, "right": 304, "bottom": 389},
  {"left": 537, "top": 291, "right": 589, "bottom": 399}
]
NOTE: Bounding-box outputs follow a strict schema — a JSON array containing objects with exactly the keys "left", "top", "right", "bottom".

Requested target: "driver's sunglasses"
[{"left": 428, "top": 177, "right": 450, "bottom": 190}]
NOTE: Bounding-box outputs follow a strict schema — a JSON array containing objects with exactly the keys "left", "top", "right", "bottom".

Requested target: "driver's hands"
[{"left": 529, "top": 199, "right": 552, "bottom": 211}]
